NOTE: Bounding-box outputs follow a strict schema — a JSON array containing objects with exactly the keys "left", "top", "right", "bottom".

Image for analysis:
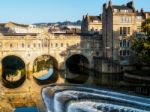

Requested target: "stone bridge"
[{"left": 0, "top": 32, "right": 101, "bottom": 81}]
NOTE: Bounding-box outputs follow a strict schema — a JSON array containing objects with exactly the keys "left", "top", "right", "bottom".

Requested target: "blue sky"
[{"left": 0, "top": 0, "right": 149, "bottom": 24}]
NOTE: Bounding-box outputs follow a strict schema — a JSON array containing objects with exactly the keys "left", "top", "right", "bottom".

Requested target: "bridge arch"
[
  {"left": 65, "top": 54, "right": 90, "bottom": 84},
  {"left": 32, "top": 54, "right": 59, "bottom": 85},
  {"left": 1, "top": 55, "right": 26, "bottom": 88},
  {"left": 0, "top": 54, "right": 27, "bottom": 65}
]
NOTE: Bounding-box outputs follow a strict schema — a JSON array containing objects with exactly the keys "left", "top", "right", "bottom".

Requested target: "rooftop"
[{"left": 83, "top": 15, "right": 102, "bottom": 23}]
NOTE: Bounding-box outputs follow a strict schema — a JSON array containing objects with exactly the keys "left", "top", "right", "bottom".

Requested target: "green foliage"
[
  {"left": 36, "top": 59, "right": 53, "bottom": 72},
  {"left": 132, "top": 38, "right": 150, "bottom": 62},
  {"left": 142, "top": 18, "right": 150, "bottom": 36},
  {"left": 132, "top": 18, "right": 150, "bottom": 63}
]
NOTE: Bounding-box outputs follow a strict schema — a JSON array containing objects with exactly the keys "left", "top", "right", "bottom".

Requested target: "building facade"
[
  {"left": 102, "top": 0, "right": 150, "bottom": 67},
  {"left": 81, "top": 14, "right": 102, "bottom": 34}
]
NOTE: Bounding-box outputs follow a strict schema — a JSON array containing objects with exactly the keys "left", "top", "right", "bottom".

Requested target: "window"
[
  {"left": 22, "top": 43, "right": 24, "bottom": 48},
  {"left": 44, "top": 39, "right": 47, "bottom": 47},
  {"left": 108, "top": 65, "right": 110, "bottom": 71},
  {"left": 137, "top": 16, "right": 142, "bottom": 20},
  {"left": 51, "top": 43, "right": 53, "bottom": 47},
  {"left": 55, "top": 43, "right": 58, "bottom": 47},
  {"left": 114, "top": 9, "right": 118, "bottom": 12},
  {"left": 61, "top": 43, "right": 63, "bottom": 47},
  {"left": 123, "top": 50, "right": 126, "bottom": 55},
  {"left": 28, "top": 44, "right": 30, "bottom": 48},
  {"left": 120, "top": 39, "right": 130, "bottom": 48},
  {"left": 10, "top": 43, "right": 13, "bottom": 48},
  {"left": 127, "top": 41, "right": 130, "bottom": 47},
  {"left": 120, "top": 50, "right": 122, "bottom": 56},
  {"left": 120, "top": 27, "right": 123, "bottom": 35},
  {"left": 123, "top": 27, "right": 127, "bottom": 35},
  {"left": 96, "top": 43, "right": 99, "bottom": 48},
  {"left": 121, "top": 17, "right": 132, "bottom": 23},
  {"left": 39, "top": 43, "right": 41, "bottom": 48},
  {"left": 127, "top": 50, "right": 130, "bottom": 56},
  {"left": 127, "top": 27, "right": 130, "bottom": 34},
  {"left": 0, "top": 43, "right": 2, "bottom": 48},
  {"left": 120, "top": 50, "right": 130, "bottom": 56},
  {"left": 93, "top": 20, "right": 99, "bottom": 23},
  {"left": 66, "top": 43, "right": 69, "bottom": 47},
  {"left": 120, "top": 27, "right": 130, "bottom": 35},
  {"left": 128, "top": 18, "right": 131, "bottom": 23},
  {"left": 96, "top": 52, "right": 99, "bottom": 56},
  {"left": 137, "top": 26, "right": 141, "bottom": 31},
  {"left": 123, "top": 40, "right": 126, "bottom": 47},
  {"left": 121, "top": 17, "right": 124, "bottom": 23},
  {"left": 120, "top": 41, "right": 122, "bottom": 47},
  {"left": 34, "top": 43, "right": 36, "bottom": 48}
]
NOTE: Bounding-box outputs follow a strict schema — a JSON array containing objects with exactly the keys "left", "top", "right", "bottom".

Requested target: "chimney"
[
  {"left": 141, "top": 8, "right": 144, "bottom": 13},
  {"left": 83, "top": 15, "right": 85, "bottom": 20},
  {"left": 103, "top": 3, "right": 107, "bottom": 9},
  {"left": 108, "top": 0, "right": 112, "bottom": 7},
  {"left": 127, "top": 1, "right": 135, "bottom": 10}
]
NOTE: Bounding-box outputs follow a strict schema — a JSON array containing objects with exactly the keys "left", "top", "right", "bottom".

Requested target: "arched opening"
[
  {"left": 65, "top": 54, "right": 89, "bottom": 84},
  {"left": 2, "top": 55, "right": 26, "bottom": 88},
  {"left": 33, "top": 55, "right": 58, "bottom": 85}
]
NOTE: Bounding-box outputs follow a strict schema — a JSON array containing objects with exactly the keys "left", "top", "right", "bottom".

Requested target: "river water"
[
  {"left": 15, "top": 107, "right": 38, "bottom": 112},
  {"left": 59, "top": 69, "right": 149, "bottom": 96}
]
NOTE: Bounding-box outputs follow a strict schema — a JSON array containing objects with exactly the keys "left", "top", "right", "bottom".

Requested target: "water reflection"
[{"left": 59, "top": 69, "right": 149, "bottom": 96}]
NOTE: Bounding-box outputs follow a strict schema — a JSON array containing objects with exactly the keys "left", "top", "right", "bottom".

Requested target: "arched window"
[
  {"left": 44, "top": 40, "right": 47, "bottom": 47},
  {"left": 123, "top": 39, "right": 126, "bottom": 47}
]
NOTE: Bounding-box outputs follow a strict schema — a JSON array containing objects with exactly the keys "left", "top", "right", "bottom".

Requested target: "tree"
[
  {"left": 142, "top": 18, "right": 150, "bottom": 36},
  {"left": 132, "top": 18, "right": 150, "bottom": 63}
]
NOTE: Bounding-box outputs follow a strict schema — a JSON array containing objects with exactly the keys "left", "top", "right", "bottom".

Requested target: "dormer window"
[
  {"left": 114, "top": 9, "right": 118, "bottom": 12},
  {"left": 137, "top": 16, "right": 142, "bottom": 20},
  {"left": 120, "top": 9, "right": 129, "bottom": 13},
  {"left": 93, "top": 20, "right": 99, "bottom": 23}
]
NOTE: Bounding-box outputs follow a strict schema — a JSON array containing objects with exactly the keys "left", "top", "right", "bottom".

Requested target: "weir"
[{"left": 42, "top": 84, "right": 150, "bottom": 112}]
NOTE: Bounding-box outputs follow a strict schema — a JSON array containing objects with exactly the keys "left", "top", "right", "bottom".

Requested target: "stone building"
[
  {"left": 102, "top": 1, "right": 136, "bottom": 65},
  {"left": 102, "top": 0, "right": 150, "bottom": 69},
  {"left": 3, "top": 22, "right": 48, "bottom": 34},
  {"left": 81, "top": 14, "right": 102, "bottom": 34},
  {"left": 136, "top": 9, "right": 150, "bottom": 33}
]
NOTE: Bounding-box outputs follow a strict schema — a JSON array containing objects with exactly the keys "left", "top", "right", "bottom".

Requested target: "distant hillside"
[{"left": 33, "top": 20, "right": 82, "bottom": 26}]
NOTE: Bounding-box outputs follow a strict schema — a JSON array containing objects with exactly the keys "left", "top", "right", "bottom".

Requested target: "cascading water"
[{"left": 42, "top": 84, "right": 150, "bottom": 112}]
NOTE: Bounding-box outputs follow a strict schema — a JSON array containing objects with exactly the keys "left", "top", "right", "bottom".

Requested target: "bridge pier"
[
  {"left": 26, "top": 62, "right": 34, "bottom": 79},
  {"left": 0, "top": 62, "right": 2, "bottom": 82}
]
